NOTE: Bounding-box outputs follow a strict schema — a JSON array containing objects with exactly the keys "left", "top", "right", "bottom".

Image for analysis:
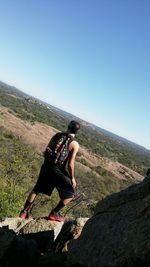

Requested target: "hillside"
[
  {"left": 0, "top": 81, "right": 150, "bottom": 219},
  {"left": 0, "top": 107, "right": 143, "bottom": 183},
  {"left": 0, "top": 81, "right": 150, "bottom": 175}
]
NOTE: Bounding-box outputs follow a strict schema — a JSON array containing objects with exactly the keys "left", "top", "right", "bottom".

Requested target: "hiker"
[{"left": 19, "top": 120, "right": 80, "bottom": 222}]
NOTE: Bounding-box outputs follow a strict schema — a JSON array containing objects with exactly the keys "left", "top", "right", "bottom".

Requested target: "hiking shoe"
[
  {"left": 19, "top": 210, "right": 33, "bottom": 220},
  {"left": 27, "top": 214, "right": 33, "bottom": 220},
  {"left": 47, "top": 211, "right": 65, "bottom": 222},
  {"left": 19, "top": 210, "right": 28, "bottom": 219}
]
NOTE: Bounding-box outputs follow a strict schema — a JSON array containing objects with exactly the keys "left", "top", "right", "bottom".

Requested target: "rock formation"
[
  {"left": 1, "top": 172, "right": 150, "bottom": 267},
  {"left": 66, "top": 172, "right": 150, "bottom": 267},
  {"left": 0, "top": 216, "right": 88, "bottom": 267}
]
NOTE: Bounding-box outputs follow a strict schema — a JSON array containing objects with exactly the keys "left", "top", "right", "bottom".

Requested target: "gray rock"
[
  {"left": 52, "top": 217, "right": 89, "bottom": 253},
  {"left": 0, "top": 227, "right": 16, "bottom": 259},
  {"left": 66, "top": 174, "right": 150, "bottom": 267},
  {"left": 0, "top": 217, "right": 88, "bottom": 267},
  {"left": 0, "top": 217, "right": 64, "bottom": 240},
  {"left": 0, "top": 217, "right": 32, "bottom": 233},
  {"left": 20, "top": 217, "right": 64, "bottom": 240},
  {"left": 0, "top": 227, "right": 39, "bottom": 267}
]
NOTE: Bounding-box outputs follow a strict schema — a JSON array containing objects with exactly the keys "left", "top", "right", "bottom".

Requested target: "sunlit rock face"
[{"left": 66, "top": 173, "right": 150, "bottom": 267}]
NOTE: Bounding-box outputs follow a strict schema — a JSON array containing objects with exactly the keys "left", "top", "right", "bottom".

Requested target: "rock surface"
[
  {"left": 19, "top": 217, "right": 64, "bottom": 239},
  {"left": 1, "top": 173, "right": 150, "bottom": 267},
  {"left": 0, "top": 217, "right": 32, "bottom": 232},
  {"left": 53, "top": 217, "right": 89, "bottom": 252},
  {"left": 66, "top": 173, "right": 150, "bottom": 267},
  {"left": 0, "top": 216, "right": 88, "bottom": 266}
]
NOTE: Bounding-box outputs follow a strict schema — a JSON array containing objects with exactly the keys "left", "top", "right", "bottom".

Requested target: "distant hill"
[
  {"left": 1, "top": 80, "right": 148, "bottom": 150},
  {"left": 0, "top": 80, "right": 150, "bottom": 175},
  {"left": 94, "top": 124, "right": 150, "bottom": 154}
]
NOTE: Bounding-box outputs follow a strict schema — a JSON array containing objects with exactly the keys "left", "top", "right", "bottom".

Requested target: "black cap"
[{"left": 68, "top": 120, "right": 80, "bottom": 134}]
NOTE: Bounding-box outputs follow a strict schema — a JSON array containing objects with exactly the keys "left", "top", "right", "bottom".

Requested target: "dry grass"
[{"left": 0, "top": 107, "right": 57, "bottom": 153}]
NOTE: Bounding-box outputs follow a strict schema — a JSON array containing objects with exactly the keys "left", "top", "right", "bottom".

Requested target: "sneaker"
[
  {"left": 19, "top": 210, "right": 33, "bottom": 219},
  {"left": 47, "top": 211, "right": 65, "bottom": 222},
  {"left": 27, "top": 214, "right": 33, "bottom": 220},
  {"left": 19, "top": 210, "right": 28, "bottom": 219}
]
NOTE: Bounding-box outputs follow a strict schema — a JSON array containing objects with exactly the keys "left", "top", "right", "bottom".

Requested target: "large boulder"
[
  {"left": 0, "top": 217, "right": 64, "bottom": 254},
  {"left": 52, "top": 217, "right": 89, "bottom": 252},
  {"left": 0, "top": 216, "right": 88, "bottom": 266},
  {"left": 66, "top": 173, "right": 150, "bottom": 267},
  {"left": 19, "top": 217, "right": 64, "bottom": 239},
  {"left": 0, "top": 217, "right": 32, "bottom": 233},
  {"left": 0, "top": 227, "right": 16, "bottom": 259},
  {"left": 0, "top": 227, "right": 39, "bottom": 267}
]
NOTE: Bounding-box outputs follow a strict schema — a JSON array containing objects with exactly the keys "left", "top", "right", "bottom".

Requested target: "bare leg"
[
  {"left": 27, "top": 191, "right": 37, "bottom": 203},
  {"left": 61, "top": 197, "right": 73, "bottom": 206}
]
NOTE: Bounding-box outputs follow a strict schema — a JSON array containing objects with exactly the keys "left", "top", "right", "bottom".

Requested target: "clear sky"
[{"left": 0, "top": 0, "right": 150, "bottom": 149}]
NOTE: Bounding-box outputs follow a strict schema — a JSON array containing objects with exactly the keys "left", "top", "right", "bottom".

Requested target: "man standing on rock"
[{"left": 19, "top": 120, "right": 80, "bottom": 222}]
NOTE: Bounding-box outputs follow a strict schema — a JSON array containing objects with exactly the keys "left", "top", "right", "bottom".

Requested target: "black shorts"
[{"left": 33, "top": 160, "right": 74, "bottom": 199}]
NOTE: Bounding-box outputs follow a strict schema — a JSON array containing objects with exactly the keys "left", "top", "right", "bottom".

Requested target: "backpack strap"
[
  {"left": 57, "top": 133, "right": 74, "bottom": 153},
  {"left": 56, "top": 133, "right": 68, "bottom": 153},
  {"left": 43, "top": 132, "right": 74, "bottom": 164}
]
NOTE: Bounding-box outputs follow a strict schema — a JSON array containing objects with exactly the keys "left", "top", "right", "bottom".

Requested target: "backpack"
[{"left": 44, "top": 132, "right": 74, "bottom": 166}]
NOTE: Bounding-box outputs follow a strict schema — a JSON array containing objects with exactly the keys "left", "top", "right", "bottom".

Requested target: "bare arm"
[{"left": 68, "top": 141, "right": 79, "bottom": 188}]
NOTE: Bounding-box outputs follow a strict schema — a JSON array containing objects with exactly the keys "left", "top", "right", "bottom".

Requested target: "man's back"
[{"left": 44, "top": 132, "right": 75, "bottom": 166}]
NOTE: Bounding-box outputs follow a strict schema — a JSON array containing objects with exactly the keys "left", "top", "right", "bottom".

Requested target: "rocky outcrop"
[
  {"left": 19, "top": 217, "right": 64, "bottom": 239},
  {"left": 52, "top": 217, "right": 89, "bottom": 253},
  {"left": 66, "top": 173, "right": 150, "bottom": 267},
  {"left": 0, "top": 226, "right": 39, "bottom": 267},
  {"left": 0, "top": 217, "right": 33, "bottom": 233},
  {"left": 1, "top": 172, "right": 150, "bottom": 267},
  {"left": 0, "top": 217, "right": 88, "bottom": 267}
]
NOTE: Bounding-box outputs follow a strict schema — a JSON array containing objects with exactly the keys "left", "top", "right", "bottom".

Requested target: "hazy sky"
[{"left": 0, "top": 0, "right": 150, "bottom": 149}]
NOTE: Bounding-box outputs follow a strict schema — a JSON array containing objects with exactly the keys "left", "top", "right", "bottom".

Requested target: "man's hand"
[{"left": 72, "top": 177, "right": 76, "bottom": 189}]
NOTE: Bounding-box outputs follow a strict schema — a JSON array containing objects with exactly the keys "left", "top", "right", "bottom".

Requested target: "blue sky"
[{"left": 0, "top": 0, "right": 150, "bottom": 149}]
